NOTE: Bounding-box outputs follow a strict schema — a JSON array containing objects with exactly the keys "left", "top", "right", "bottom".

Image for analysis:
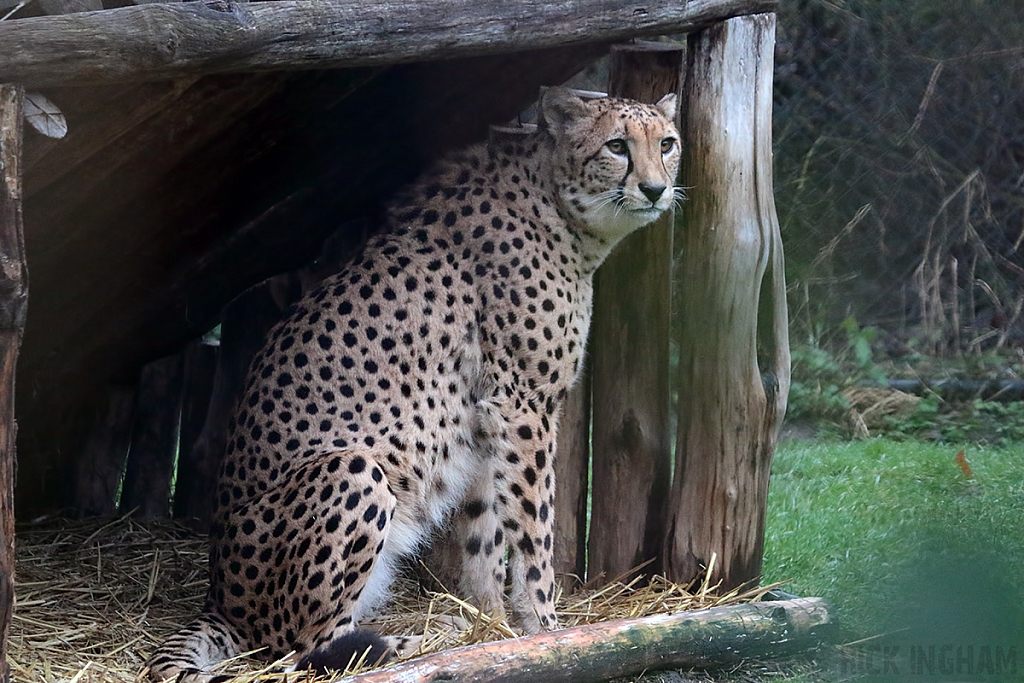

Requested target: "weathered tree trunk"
[
  {"left": 176, "top": 273, "right": 302, "bottom": 531},
  {"left": 119, "top": 353, "right": 185, "bottom": 519},
  {"left": 0, "top": 0, "right": 777, "bottom": 87},
  {"left": 553, "top": 366, "right": 590, "bottom": 590},
  {"left": 172, "top": 339, "right": 218, "bottom": 521},
  {"left": 588, "top": 43, "right": 682, "bottom": 583},
  {"left": 665, "top": 13, "right": 789, "bottom": 589},
  {"left": 342, "top": 598, "right": 834, "bottom": 683},
  {"left": 75, "top": 387, "right": 136, "bottom": 516},
  {"left": 0, "top": 83, "right": 27, "bottom": 683}
]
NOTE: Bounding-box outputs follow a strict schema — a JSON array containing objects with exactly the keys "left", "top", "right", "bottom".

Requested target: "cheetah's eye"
[
  {"left": 605, "top": 139, "right": 628, "bottom": 155},
  {"left": 661, "top": 138, "right": 677, "bottom": 154}
]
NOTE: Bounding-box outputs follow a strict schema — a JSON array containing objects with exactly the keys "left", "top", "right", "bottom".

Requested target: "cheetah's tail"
[
  {"left": 295, "top": 630, "right": 393, "bottom": 673},
  {"left": 144, "top": 609, "right": 244, "bottom": 683},
  {"left": 146, "top": 610, "right": 399, "bottom": 682}
]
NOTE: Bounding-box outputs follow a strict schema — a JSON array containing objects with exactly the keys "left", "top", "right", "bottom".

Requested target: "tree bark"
[
  {"left": 588, "top": 43, "right": 682, "bottom": 584},
  {"left": 665, "top": 14, "right": 790, "bottom": 589},
  {"left": 0, "top": 83, "right": 27, "bottom": 683},
  {"left": 342, "top": 598, "right": 834, "bottom": 683},
  {"left": 74, "top": 387, "right": 136, "bottom": 516},
  {"left": 0, "top": 0, "right": 777, "bottom": 87},
  {"left": 119, "top": 353, "right": 186, "bottom": 519},
  {"left": 553, "top": 367, "right": 590, "bottom": 590}
]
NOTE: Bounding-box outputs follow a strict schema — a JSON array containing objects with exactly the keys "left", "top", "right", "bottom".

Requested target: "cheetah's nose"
[{"left": 638, "top": 182, "right": 667, "bottom": 204}]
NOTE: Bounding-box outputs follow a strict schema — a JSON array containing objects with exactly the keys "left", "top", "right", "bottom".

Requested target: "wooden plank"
[
  {"left": 172, "top": 340, "right": 218, "bottom": 522},
  {"left": 26, "top": 73, "right": 284, "bottom": 249},
  {"left": 24, "top": 78, "right": 200, "bottom": 197},
  {"left": 118, "top": 353, "right": 186, "bottom": 519},
  {"left": 74, "top": 387, "right": 136, "bottom": 516},
  {"left": 664, "top": 14, "right": 790, "bottom": 589},
  {"left": 0, "top": 83, "right": 27, "bottom": 683},
  {"left": 0, "top": 0, "right": 777, "bottom": 87},
  {"left": 588, "top": 43, "right": 682, "bottom": 584},
  {"left": 341, "top": 598, "right": 834, "bottom": 683}
]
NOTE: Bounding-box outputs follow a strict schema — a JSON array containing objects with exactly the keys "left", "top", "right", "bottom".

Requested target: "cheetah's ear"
[
  {"left": 655, "top": 93, "right": 678, "bottom": 121},
  {"left": 539, "top": 87, "right": 589, "bottom": 134}
]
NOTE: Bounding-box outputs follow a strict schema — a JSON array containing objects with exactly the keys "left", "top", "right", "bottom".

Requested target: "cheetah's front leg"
[
  {"left": 495, "top": 410, "right": 560, "bottom": 634},
  {"left": 449, "top": 457, "right": 508, "bottom": 621}
]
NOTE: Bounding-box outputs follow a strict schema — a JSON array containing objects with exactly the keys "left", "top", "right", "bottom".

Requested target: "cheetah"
[{"left": 146, "top": 87, "right": 681, "bottom": 680}]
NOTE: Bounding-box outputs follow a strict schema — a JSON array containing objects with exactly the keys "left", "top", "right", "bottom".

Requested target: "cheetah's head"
[{"left": 539, "top": 88, "right": 681, "bottom": 239}]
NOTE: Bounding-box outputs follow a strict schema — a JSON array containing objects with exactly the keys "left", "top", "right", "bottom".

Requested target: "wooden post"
[
  {"left": 664, "top": 14, "right": 789, "bottom": 589},
  {"left": 75, "top": 387, "right": 136, "bottom": 516},
  {"left": 0, "top": 82, "right": 27, "bottom": 683},
  {"left": 588, "top": 43, "right": 682, "bottom": 583},
  {"left": 119, "top": 352, "right": 185, "bottom": 519},
  {"left": 175, "top": 273, "right": 302, "bottom": 530},
  {"left": 172, "top": 339, "right": 218, "bottom": 521},
  {"left": 553, "top": 368, "right": 590, "bottom": 589}
]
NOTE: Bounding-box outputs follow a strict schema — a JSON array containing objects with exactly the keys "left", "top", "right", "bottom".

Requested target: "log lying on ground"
[
  {"left": 885, "top": 379, "right": 1024, "bottom": 402},
  {"left": 344, "top": 598, "right": 835, "bottom": 683},
  {"left": 0, "top": 0, "right": 776, "bottom": 87}
]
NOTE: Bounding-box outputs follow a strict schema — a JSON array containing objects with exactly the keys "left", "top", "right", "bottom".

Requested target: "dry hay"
[
  {"left": 841, "top": 386, "right": 921, "bottom": 437},
  {"left": 11, "top": 516, "right": 777, "bottom": 682}
]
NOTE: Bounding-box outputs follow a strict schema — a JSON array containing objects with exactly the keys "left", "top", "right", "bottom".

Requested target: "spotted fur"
[{"left": 145, "top": 88, "right": 680, "bottom": 681}]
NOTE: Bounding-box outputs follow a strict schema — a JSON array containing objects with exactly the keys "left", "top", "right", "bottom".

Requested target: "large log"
[
  {"left": 588, "top": 43, "right": 682, "bottom": 583},
  {"left": 342, "top": 598, "right": 834, "bottom": 683},
  {"left": 665, "top": 14, "right": 790, "bottom": 588},
  {"left": 0, "top": 83, "right": 27, "bottom": 683},
  {"left": 0, "top": 0, "right": 778, "bottom": 87}
]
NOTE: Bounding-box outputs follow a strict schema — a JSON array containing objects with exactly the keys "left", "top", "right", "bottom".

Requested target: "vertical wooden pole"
[
  {"left": 553, "top": 366, "right": 590, "bottom": 589},
  {"left": 75, "top": 387, "right": 136, "bottom": 516},
  {"left": 665, "top": 14, "right": 790, "bottom": 589},
  {"left": 173, "top": 339, "right": 219, "bottom": 521},
  {"left": 0, "top": 83, "right": 27, "bottom": 683},
  {"left": 119, "top": 352, "right": 185, "bottom": 519},
  {"left": 175, "top": 273, "right": 302, "bottom": 530},
  {"left": 588, "top": 44, "right": 682, "bottom": 583}
]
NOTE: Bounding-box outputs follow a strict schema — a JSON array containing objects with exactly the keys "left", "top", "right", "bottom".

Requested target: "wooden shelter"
[{"left": 0, "top": 0, "right": 788, "bottom": 679}]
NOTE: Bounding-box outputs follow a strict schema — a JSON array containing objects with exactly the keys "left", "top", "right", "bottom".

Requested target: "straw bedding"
[{"left": 11, "top": 516, "right": 774, "bottom": 682}]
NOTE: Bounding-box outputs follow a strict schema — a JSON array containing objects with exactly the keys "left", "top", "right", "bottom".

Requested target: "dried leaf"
[
  {"left": 954, "top": 449, "right": 973, "bottom": 479},
  {"left": 24, "top": 91, "right": 68, "bottom": 139}
]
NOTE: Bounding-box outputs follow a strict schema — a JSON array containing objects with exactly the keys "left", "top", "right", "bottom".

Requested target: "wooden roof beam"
[{"left": 0, "top": 0, "right": 776, "bottom": 87}]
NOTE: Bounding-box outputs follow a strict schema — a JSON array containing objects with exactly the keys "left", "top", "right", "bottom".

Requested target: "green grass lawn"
[{"left": 762, "top": 438, "right": 1024, "bottom": 678}]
